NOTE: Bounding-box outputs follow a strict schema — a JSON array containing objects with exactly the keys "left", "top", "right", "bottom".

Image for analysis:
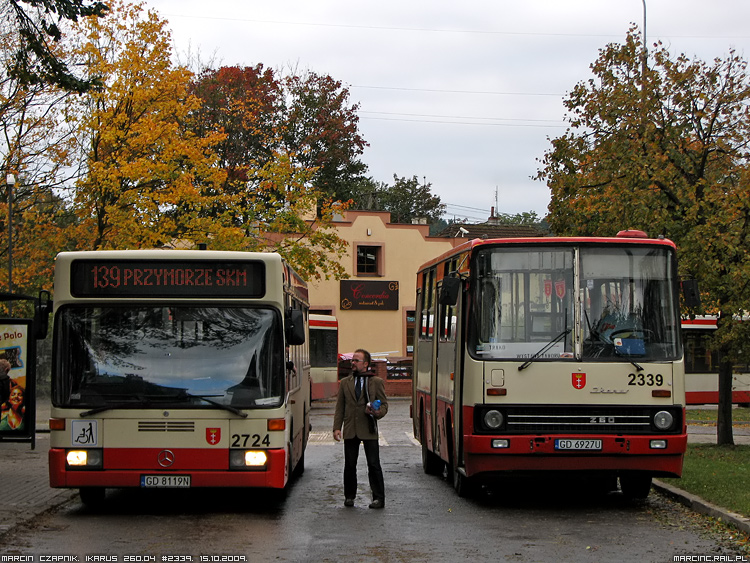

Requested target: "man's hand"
[{"left": 333, "top": 429, "right": 342, "bottom": 442}]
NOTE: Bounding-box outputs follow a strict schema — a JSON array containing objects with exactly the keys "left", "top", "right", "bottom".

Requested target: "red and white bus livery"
[
  {"left": 413, "top": 231, "right": 687, "bottom": 499},
  {"left": 309, "top": 314, "right": 338, "bottom": 400},
  {"left": 48, "top": 250, "right": 310, "bottom": 505},
  {"left": 682, "top": 316, "right": 750, "bottom": 405}
]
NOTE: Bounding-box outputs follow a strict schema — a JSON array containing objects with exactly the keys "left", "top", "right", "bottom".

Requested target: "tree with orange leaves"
[
  {"left": 537, "top": 28, "right": 750, "bottom": 444},
  {"left": 58, "top": 1, "right": 348, "bottom": 280}
]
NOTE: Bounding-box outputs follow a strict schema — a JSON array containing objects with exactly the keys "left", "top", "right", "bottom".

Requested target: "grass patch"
[
  {"left": 662, "top": 443, "right": 750, "bottom": 517},
  {"left": 686, "top": 408, "right": 750, "bottom": 423}
]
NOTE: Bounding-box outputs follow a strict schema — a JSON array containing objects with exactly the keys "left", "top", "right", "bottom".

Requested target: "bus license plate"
[
  {"left": 554, "top": 439, "right": 602, "bottom": 451},
  {"left": 140, "top": 475, "right": 191, "bottom": 488}
]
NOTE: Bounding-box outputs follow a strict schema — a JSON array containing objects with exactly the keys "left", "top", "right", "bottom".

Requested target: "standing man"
[{"left": 333, "top": 348, "right": 388, "bottom": 509}]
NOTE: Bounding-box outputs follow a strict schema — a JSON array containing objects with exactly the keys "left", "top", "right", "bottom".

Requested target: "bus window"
[
  {"left": 471, "top": 247, "right": 574, "bottom": 359},
  {"left": 420, "top": 269, "right": 435, "bottom": 340},
  {"left": 55, "top": 306, "right": 285, "bottom": 408},
  {"left": 581, "top": 247, "right": 679, "bottom": 361}
]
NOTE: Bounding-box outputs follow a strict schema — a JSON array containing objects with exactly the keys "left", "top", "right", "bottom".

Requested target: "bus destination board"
[{"left": 70, "top": 260, "right": 266, "bottom": 298}]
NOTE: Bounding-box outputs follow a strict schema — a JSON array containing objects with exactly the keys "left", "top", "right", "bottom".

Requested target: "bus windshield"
[
  {"left": 470, "top": 245, "right": 680, "bottom": 362},
  {"left": 54, "top": 306, "right": 285, "bottom": 409}
]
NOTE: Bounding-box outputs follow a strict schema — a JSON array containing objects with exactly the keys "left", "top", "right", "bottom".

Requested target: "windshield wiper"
[
  {"left": 181, "top": 393, "right": 247, "bottom": 418},
  {"left": 79, "top": 393, "right": 248, "bottom": 418},
  {"left": 79, "top": 396, "right": 151, "bottom": 417},
  {"left": 615, "top": 352, "right": 644, "bottom": 372},
  {"left": 518, "top": 329, "right": 571, "bottom": 371}
]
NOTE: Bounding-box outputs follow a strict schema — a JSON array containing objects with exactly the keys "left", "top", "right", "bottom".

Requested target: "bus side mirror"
[
  {"left": 34, "top": 290, "right": 52, "bottom": 340},
  {"left": 439, "top": 276, "right": 461, "bottom": 306},
  {"left": 682, "top": 279, "right": 701, "bottom": 309},
  {"left": 286, "top": 309, "right": 306, "bottom": 346}
]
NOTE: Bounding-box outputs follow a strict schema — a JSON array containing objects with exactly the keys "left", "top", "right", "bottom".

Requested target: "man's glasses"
[{"left": 351, "top": 359, "right": 364, "bottom": 363}]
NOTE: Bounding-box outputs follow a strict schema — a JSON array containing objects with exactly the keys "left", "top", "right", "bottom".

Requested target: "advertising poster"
[{"left": 0, "top": 320, "right": 35, "bottom": 444}]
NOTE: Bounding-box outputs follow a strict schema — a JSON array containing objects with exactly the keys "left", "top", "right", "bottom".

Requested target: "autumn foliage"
[
  {"left": 0, "top": 0, "right": 370, "bottom": 303},
  {"left": 537, "top": 28, "right": 750, "bottom": 443}
]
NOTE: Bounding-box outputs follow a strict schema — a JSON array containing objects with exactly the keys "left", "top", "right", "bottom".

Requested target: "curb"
[{"left": 653, "top": 479, "right": 750, "bottom": 535}]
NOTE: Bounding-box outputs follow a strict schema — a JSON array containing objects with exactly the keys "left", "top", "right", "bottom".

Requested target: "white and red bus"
[
  {"left": 309, "top": 314, "right": 338, "bottom": 400},
  {"left": 682, "top": 316, "right": 750, "bottom": 405},
  {"left": 48, "top": 250, "right": 310, "bottom": 505},
  {"left": 413, "top": 231, "right": 687, "bottom": 499}
]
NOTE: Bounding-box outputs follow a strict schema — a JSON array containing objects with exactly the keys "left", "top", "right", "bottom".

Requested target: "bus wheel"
[
  {"left": 421, "top": 416, "right": 443, "bottom": 475},
  {"left": 619, "top": 474, "right": 652, "bottom": 500},
  {"left": 293, "top": 451, "right": 305, "bottom": 478},
  {"left": 422, "top": 439, "right": 443, "bottom": 475},
  {"left": 79, "top": 487, "right": 105, "bottom": 508},
  {"left": 453, "top": 468, "right": 474, "bottom": 498}
]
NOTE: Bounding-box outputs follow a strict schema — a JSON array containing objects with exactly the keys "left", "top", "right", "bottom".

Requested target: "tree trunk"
[{"left": 716, "top": 350, "right": 734, "bottom": 445}]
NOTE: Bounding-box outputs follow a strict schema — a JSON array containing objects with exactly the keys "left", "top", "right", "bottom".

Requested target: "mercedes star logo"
[{"left": 157, "top": 449, "right": 175, "bottom": 468}]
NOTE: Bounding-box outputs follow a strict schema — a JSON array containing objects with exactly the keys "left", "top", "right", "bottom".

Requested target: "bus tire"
[
  {"left": 79, "top": 487, "right": 105, "bottom": 508},
  {"left": 619, "top": 474, "right": 652, "bottom": 500},
  {"left": 453, "top": 468, "right": 474, "bottom": 498},
  {"left": 422, "top": 439, "right": 443, "bottom": 475},
  {"left": 293, "top": 451, "right": 305, "bottom": 478},
  {"left": 421, "top": 415, "right": 443, "bottom": 475}
]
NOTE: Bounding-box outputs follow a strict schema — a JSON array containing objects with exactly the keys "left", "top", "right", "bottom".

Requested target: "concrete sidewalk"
[
  {"left": 0, "top": 402, "right": 77, "bottom": 538},
  {"left": 1, "top": 403, "right": 749, "bottom": 542}
]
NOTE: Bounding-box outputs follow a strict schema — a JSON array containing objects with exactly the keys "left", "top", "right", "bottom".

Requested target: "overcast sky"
[{"left": 144, "top": 0, "right": 750, "bottom": 223}]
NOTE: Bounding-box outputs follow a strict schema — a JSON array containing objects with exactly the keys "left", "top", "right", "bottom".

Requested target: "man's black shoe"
[
  {"left": 368, "top": 499, "right": 384, "bottom": 509},
  {"left": 344, "top": 498, "right": 354, "bottom": 507}
]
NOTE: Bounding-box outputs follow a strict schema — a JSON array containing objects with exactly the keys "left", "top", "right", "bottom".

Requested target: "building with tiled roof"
[{"left": 434, "top": 221, "right": 546, "bottom": 239}]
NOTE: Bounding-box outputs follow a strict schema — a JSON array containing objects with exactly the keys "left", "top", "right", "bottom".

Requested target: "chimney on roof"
[{"left": 487, "top": 207, "right": 500, "bottom": 226}]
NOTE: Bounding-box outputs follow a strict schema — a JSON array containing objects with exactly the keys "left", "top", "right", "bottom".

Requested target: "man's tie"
[{"left": 355, "top": 376, "right": 362, "bottom": 399}]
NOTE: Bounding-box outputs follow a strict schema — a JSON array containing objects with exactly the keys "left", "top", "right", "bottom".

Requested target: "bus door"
[
  {"left": 436, "top": 267, "right": 461, "bottom": 465},
  {"left": 416, "top": 268, "right": 440, "bottom": 453}
]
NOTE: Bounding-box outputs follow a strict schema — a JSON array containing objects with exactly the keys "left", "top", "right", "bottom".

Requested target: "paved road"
[{"left": 1, "top": 399, "right": 749, "bottom": 553}]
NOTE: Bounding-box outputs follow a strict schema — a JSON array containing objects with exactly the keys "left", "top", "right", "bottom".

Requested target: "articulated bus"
[
  {"left": 413, "top": 231, "right": 687, "bottom": 499},
  {"left": 48, "top": 250, "right": 310, "bottom": 505},
  {"left": 682, "top": 316, "right": 750, "bottom": 405},
  {"left": 309, "top": 314, "right": 339, "bottom": 400}
]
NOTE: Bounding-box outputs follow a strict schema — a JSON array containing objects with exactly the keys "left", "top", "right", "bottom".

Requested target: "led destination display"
[{"left": 70, "top": 259, "right": 266, "bottom": 298}]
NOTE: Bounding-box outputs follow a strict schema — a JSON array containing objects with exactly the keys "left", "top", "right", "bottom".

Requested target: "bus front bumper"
[
  {"left": 48, "top": 448, "right": 289, "bottom": 489},
  {"left": 463, "top": 433, "right": 687, "bottom": 477}
]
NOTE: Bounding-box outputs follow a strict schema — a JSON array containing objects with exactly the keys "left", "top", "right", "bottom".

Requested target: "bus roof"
[{"left": 416, "top": 234, "right": 677, "bottom": 274}]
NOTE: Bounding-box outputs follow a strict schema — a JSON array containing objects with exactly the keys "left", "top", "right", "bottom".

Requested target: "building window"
[{"left": 356, "top": 245, "right": 381, "bottom": 276}]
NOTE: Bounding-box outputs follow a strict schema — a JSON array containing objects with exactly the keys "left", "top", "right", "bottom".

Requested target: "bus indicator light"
[
  {"left": 49, "top": 418, "right": 66, "bottom": 431},
  {"left": 268, "top": 419, "right": 286, "bottom": 431}
]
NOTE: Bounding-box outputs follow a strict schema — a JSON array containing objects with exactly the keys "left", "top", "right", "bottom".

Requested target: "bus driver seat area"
[{"left": 228, "top": 354, "right": 263, "bottom": 405}]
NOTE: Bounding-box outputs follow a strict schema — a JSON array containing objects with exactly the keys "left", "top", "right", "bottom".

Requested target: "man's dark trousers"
[{"left": 343, "top": 437, "right": 385, "bottom": 502}]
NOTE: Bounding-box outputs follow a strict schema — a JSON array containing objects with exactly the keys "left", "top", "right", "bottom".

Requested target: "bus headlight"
[
  {"left": 229, "top": 450, "right": 268, "bottom": 470},
  {"left": 483, "top": 409, "right": 504, "bottom": 430},
  {"left": 66, "top": 449, "right": 103, "bottom": 469},
  {"left": 653, "top": 410, "right": 674, "bottom": 431}
]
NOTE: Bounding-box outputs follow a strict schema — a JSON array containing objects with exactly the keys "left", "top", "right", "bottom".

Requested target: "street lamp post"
[
  {"left": 6, "top": 173, "right": 15, "bottom": 315},
  {"left": 641, "top": 0, "right": 647, "bottom": 73}
]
